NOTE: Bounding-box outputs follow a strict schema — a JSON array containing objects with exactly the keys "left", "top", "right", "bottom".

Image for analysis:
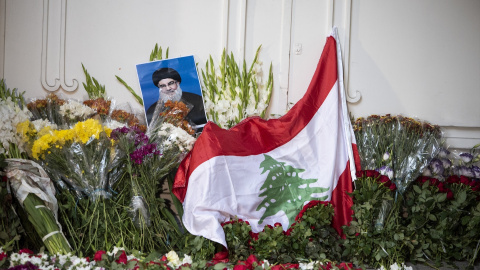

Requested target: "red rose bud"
[
  {"left": 274, "top": 222, "right": 282, "bottom": 227},
  {"left": 447, "top": 175, "right": 460, "bottom": 184},
  {"left": 389, "top": 183, "right": 397, "bottom": 191},
  {"left": 447, "top": 190, "right": 454, "bottom": 200},
  {"left": 429, "top": 178, "right": 439, "bottom": 186},
  {"left": 238, "top": 219, "right": 244, "bottom": 223},
  {"left": 365, "top": 170, "right": 380, "bottom": 178},
  {"left": 246, "top": 254, "right": 260, "bottom": 266},
  {"left": 161, "top": 255, "right": 168, "bottom": 261},
  {"left": 460, "top": 176, "right": 471, "bottom": 186},
  {"left": 378, "top": 175, "right": 389, "bottom": 183},
  {"left": 245, "top": 221, "right": 250, "bottom": 225},
  {"left": 266, "top": 224, "right": 273, "bottom": 229},
  {"left": 249, "top": 231, "right": 259, "bottom": 240},
  {"left": 233, "top": 264, "right": 249, "bottom": 270}
]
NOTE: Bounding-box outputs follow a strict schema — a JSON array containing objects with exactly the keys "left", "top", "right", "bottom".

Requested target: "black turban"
[{"left": 152, "top": 68, "right": 182, "bottom": 87}]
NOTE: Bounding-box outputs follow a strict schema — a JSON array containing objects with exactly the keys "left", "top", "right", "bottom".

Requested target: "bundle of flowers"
[
  {"left": 342, "top": 170, "right": 408, "bottom": 269},
  {"left": 201, "top": 46, "right": 273, "bottom": 129},
  {"left": 1, "top": 81, "right": 71, "bottom": 255},
  {"left": 0, "top": 80, "right": 32, "bottom": 159},
  {"left": 27, "top": 93, "right": 66, "bottom": 127},
  {"left": 109, "top": 120, "right": 195, "bottom": 253},
  {"left": 403, "top": 175, "right": 480, "bottom": 267},
  {"left": 353, "top": 115, "right": 442, "bottom": 194},
  {"left": 423, "top": 144, "right": 480, "bottom": 180}
]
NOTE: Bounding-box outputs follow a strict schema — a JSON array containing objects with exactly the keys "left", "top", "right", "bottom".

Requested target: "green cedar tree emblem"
[{"left": 256, "top": 154, "right": 330, "bottom": 226}]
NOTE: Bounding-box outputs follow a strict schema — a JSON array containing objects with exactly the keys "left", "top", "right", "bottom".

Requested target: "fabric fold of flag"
[{"left": 173, "top": 28, "right": 360, "bottom": 247}]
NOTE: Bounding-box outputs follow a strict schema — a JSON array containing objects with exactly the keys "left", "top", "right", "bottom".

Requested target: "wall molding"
[
  {"left": 41, "top": 0, "right": 78, "bottom": 92},
  {"left": 0, "top": 0, "right": 5, "bottom": 79},
  {"left": 340, "top": 0, "right": 361, "bottom": 104},
  {"left": 441, "top": 126, "right": 480, "bottom": 151}
]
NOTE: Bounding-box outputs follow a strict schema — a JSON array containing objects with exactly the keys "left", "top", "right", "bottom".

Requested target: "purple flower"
[
  {"left": 455, "top": 166, "right": 474, "bottom": 178},
  {"left": 377, "top": 166, "right": 394, "bottom": 179},
  {"left": 429, "top": 158, "right": 444, "bottom": 176},
  {"left": 438, "top": 148, "right": 450, "bottom": 158},
  {"left": 460, "top": 152, "right": 474, "bottom": 163},
  {"left": 7, "top": 262, "right": 40, "bottom": 270},
  {"left": 130, "top": 143, "right": 161, "bottom": 164},
  {"left": 472, "top": 166, "right": 480, "bottom": 179},
  {"left": 422, "top": 167, "right": 432, "bottom": 177},
  {"left": 110, "top": 126, "right": 130, "bottom": 140},
  {"left": 441, "top": 158, "right": 452, "bottom": 169}
]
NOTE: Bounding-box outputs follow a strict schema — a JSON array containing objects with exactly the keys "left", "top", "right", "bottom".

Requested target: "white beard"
[{"left": 159, "top": 85, "right": 182, "bottom": 103}]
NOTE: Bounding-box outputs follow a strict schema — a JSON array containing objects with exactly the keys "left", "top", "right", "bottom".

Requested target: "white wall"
[{"left": 1, "top": 0, "right": 479, "bottom": 150}]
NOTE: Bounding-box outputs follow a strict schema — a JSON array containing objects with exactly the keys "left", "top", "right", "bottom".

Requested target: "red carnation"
[
  {"left": 212, "top": 250, "right": 229, "bottom": 264},
  {"left": 94, "top": 250, "right": 106, "bottom": 262},
  {"left": 116, "top": 250, "right": 128, "bottom": 264},
  {"left": 246, "top": 254, "right": 260, "bottom": 266}
]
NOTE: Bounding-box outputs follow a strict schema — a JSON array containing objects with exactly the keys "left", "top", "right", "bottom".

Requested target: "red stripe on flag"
[
  {"left": 174, "top": 37, "right": 339, "bottom": 202},
  {"left": 330, "top": 160, "right": 354, "bottom": 238}
]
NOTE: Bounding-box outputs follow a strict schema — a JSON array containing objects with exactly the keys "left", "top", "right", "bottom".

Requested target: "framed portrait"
[{"left": 136, "top": 55, "right": 207, "bottom": 128}]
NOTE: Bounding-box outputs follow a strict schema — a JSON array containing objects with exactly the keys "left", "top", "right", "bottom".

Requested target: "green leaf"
[{"left": 413, "top": 185, "right": 422, "bottom": 194}]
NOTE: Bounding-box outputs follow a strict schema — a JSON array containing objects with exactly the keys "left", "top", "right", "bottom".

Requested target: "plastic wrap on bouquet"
[
  {"left": 353, "top": 115, "right": 396, "bottom": 171},
  {"left": 30, "top": 119, "right": 116, "bottom": 201},
  {"left": 148, "top": 99, "right": 196, "bottom": 138},
  {"left": 392, "top": 116, "right": 442, "bottom": 194},
  {"left": 3, "top": 158, "right": 71, "bottom": 254},
  {"left": 27, "top": 93, "right": 66, "bottom": 126}
]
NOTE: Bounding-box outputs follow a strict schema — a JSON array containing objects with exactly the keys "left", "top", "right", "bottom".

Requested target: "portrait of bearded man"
[{"left": 146, "top": 67, "right": 207, "bottom": 128}]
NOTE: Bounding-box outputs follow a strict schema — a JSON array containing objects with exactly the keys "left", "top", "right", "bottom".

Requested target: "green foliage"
[
  {"left": 150, "top": 44, "right": 169, "bottom": 61},
  {"left": 0, "top": 176, "right": 23, "bottom": 252},
  {"left": 403, "top": 176, "right": 480, "bottom": 268},
  {"left": 342, "top": 171, "right": 410, "bottom": 269},
  {"left": 115, "top": 75, "right": 143, "bottom": 106},
  {"left": 82, "top": 63, "right": 106, "bottom": 99},
  {"left": 220, "top": 202, "right": 341, "bottom": 265},
  {"left": 0, "top": 79, "right": 26, "bottom": 107}
]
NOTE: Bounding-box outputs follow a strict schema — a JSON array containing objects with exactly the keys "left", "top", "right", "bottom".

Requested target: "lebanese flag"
[{"left": 173, "top": 28, "right": 361, "bottom": 247}]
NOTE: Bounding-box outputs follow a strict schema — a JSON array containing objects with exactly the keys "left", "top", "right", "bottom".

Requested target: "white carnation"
[
  {"left": 166, "top": 250, "right": 181, "bottom": 268},
  {"left": 59, "top": 100, "right": 95, "bottom": 121}
]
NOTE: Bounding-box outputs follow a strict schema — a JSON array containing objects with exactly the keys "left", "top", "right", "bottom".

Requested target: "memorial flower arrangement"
[
  {"left": 0, "top": 81, "right": 71, "bottom": 255},
  {"left": 353, "top": 115, "right": 442, "bottom": 194},
  {"left": 201, "top": 46, "right": 273, "bottom": 128}
]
